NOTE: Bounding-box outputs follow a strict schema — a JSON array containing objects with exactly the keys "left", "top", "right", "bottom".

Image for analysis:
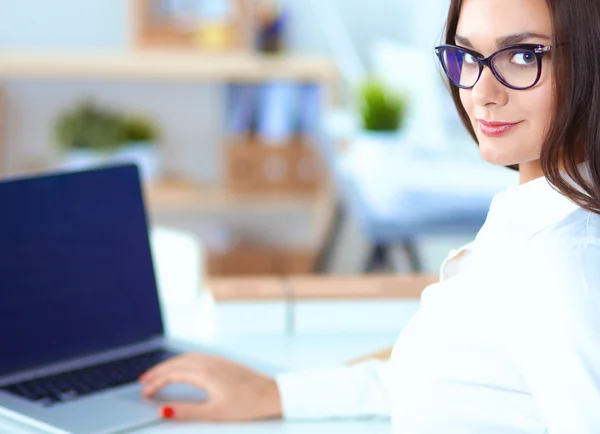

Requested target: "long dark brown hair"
[{"left": 444, "top": 0, "right": 600, "bottom": 214}]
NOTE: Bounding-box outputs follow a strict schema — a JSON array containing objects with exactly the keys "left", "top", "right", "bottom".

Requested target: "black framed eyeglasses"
[{"left": 434, "top": 43, "right": 552, "bottom": 90}]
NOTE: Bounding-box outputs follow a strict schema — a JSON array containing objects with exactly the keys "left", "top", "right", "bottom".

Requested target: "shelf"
[
  {"left": 145, "top": 179, "right": 336, "bottom": 266},
  {"left": 144, "top": 178, "right": 332, "bottom": 214},
  {"left": 207, "top": 274, "right": 438, "bottom": 301},
  {"left": 0, "top": 52, "right": 338, "bottom": 83}
]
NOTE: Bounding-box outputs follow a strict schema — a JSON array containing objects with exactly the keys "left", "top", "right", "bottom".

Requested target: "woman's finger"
[
  {"left": 141, "top": 368, "right": 212, "bottom": 398},
  {"left": 140, "top": 355, "right": 205, "bottom": 383},
  {"left": 159, "top": 401, "right": 222, "bottom": 422}
]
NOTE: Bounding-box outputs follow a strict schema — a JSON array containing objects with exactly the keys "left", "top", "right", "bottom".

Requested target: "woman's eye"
[
  {"left": 509, "top": 51, "right": 536, "bottom": 66},
  {"left": 463, "top": 53, "right": 478, "bottom": 64}
]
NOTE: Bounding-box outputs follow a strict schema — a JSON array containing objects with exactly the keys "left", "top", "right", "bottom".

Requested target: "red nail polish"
[{"left": 162, "top": 406, "right": 175, "bottom": 419}]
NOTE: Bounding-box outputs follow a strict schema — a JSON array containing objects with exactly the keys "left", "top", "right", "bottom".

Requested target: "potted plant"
[
  {"left": 114, "top": 114, "right": 161, "bottom": 182},
  {"left": 55, "top": 100, "right": 161, "bottom": 182},
  {"left": 55, "top": 99, "right": 125, "bottom": 168},
  {"left": 358, "top": 77, "right": 409, "bottom": 139}
]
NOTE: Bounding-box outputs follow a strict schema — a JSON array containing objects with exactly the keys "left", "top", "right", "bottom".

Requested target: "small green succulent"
[
  {"left": 359, "top": 78, "right": 409, "bottom": 132},
  {"left": 55, "top": 99, "right": 126, "bottom": 152},
  {"left": 122, "top": 114, "right": 159, "bottom": 143}
]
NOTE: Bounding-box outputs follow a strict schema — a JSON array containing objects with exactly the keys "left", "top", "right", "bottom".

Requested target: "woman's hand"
[{"left": 139, "top": 353, "right": 282, "bottom": 422}]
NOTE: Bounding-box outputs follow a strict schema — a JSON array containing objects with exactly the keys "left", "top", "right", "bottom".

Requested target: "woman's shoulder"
[
  {"left": 584, "top": 210, "right": 600, "bottom": 245},
  {"left": 536, "top": 207, "right": 600, "bottom": 248},
  {"left": 516, "top": 209, "right": 600, "bottom": 305}
]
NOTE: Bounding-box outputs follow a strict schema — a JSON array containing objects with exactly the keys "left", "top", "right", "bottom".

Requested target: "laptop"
[{"left": 0, "top": 165, "right": 279, "bottom": 434}]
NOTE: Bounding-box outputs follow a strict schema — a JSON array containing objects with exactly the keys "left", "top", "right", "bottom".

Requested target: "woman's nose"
[{"left": 471, "top": 66, "right": 509, "bottom": 107}]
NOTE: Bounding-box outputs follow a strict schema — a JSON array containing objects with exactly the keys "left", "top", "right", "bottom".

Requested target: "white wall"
[
  {"left": 406, "top": 0, "right": 451, "bottom": 49},
  {"left": 286, "top": 0, "right": 410, "bottom": 61},
  {"left": 0, "top": 0, "right": 128, "bottom": 51}
]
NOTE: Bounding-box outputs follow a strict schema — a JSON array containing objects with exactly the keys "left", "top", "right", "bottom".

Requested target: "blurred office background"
[{"left": 0, "top": 0, "right": 519, "bottom": 282}]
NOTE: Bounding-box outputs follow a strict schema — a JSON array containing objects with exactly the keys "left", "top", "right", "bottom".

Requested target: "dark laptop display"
[{"left": 0, "top": 165, "right": 164, "bottom": 378}]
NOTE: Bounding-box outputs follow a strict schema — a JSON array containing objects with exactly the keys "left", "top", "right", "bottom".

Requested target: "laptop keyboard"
[{"left": 0, "top": 349, "right": 176, "bottom": 407}]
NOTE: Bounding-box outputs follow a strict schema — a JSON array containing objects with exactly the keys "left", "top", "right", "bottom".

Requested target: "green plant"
[
  {"left": 55, "top": 100, "right": 126, "bottom": 152},
  {"left": 122, "top": 114, "right": 159, "bottom": 143},
  {"left": 358, "top": 78, "right": 408, "bottom": 132}
]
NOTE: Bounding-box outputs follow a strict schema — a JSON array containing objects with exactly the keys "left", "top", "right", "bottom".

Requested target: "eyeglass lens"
[{"left": 441, "top": 46, "right": 539, "bottom": 89}]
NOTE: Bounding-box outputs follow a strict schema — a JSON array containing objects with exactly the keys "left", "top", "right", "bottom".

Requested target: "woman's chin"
[{"left": 478, "top": 143, "right": 518, "bottom": 167}]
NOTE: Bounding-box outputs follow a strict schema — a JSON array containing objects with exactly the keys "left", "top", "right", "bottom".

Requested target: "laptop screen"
[{"left": 0, "top": 165, "right": 164, "bottom": 377}]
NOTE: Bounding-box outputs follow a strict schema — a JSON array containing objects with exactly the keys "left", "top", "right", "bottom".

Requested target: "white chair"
[{"left": 149, "top": 226, "right": 216, "bottom": 343}]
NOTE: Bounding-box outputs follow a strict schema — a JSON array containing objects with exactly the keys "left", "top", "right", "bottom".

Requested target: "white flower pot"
[
  {"left": 62, "top": 142, "right": 160, "bottom": 183},
  {"left": 112, "top": 142, "right": 160, "bottom": 183},
  {"left": 61, "top": 149, "right": 111, "bottom": 171}
]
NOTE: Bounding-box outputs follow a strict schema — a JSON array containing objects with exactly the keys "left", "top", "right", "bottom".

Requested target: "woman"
[{"left": 139, "top": 0, "right": 600, "bottom": 431}]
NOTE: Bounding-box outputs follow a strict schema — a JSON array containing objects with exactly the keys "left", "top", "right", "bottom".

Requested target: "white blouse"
[{"left": 275, "top": 174, "right": 600, "bottom": 433}]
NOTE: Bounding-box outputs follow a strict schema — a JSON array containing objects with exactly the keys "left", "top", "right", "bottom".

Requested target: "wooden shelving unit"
[
  {"left": 0, "top": 50, "right": 339, "bottom": 276},
  {"left": 0, "top": 51, "right": 338, "bottom": 195},
  {"left": 145, "top": 178, "right": 336, "bottom": 276}
]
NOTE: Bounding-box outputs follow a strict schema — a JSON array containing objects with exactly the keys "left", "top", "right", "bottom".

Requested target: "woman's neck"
[{"left": 519, "top": 160, "right": 545, "bottom": 184}]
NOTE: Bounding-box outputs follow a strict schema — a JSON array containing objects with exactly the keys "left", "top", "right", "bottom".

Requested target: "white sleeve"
[
  {"left": 274, "top": 359, "right": 391, "bottom": 420},
  {"left": 512, "top": 242, "right": 600, "bottom": 433}
]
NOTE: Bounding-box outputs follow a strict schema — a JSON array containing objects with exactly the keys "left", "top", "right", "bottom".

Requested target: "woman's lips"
[{"left": 477, "top": 119, "right": 523, "bottom": 137}]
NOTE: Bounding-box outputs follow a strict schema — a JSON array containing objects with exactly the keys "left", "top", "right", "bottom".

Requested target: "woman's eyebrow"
[
  {"left": 496, "top": 32, "right": 552, "bottom": 46},
  {"left": 454, "top": 32, "right": 552, "bottom": 49},
  {"left": 454, "top": 34, "right": 473, "bottom": 47}
]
